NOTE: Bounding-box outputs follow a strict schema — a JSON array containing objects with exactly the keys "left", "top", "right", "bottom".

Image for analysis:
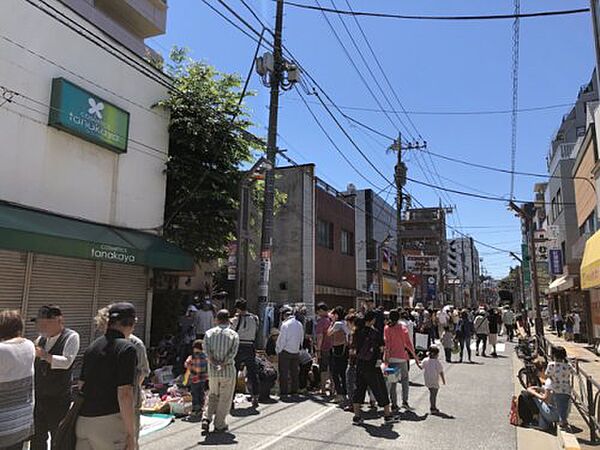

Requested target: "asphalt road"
[{"left": 141, "top": 342, "right": 516, "bottom": 449}]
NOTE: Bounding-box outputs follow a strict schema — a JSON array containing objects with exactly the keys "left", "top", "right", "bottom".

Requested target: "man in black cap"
[
  {"left": 76, "top": 302, "right": 138, "bottom": 450},
  {"left": 31, "top": 305, "right": 80, "bottom": 450}
]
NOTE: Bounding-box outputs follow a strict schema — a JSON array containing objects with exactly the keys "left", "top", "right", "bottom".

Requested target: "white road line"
[{"left": 250, "top": 404, "right": 337, "bottom": 450}]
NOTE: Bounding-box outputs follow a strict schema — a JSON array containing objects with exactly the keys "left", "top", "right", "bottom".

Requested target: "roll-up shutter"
[
  {"left": 0, "top": 250, "right": 27, "bottom": 311},
  {"left": 97, "top": 263, "right": 148, "bottom": 343},
  {"left": 26, "top": 255, "right": 96, "bottom": 352}
]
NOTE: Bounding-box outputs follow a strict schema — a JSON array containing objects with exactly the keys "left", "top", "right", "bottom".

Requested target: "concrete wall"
[
  {"left": 0, "top": 0, "right": 170, "bottom": 230},
  {"left": 315, "top": 187, "right": 356, "bottom": 290},
  {"left": 245, "top": 165, "right": 315, "bottom": 314}
]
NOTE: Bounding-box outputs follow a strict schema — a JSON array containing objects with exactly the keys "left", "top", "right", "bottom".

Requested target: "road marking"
[{"left": 250, "top": 404, "right": 336, "bottom": 450}]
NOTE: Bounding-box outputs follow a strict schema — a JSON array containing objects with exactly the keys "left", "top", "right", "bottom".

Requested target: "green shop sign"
[{"left": 49, "top": 77, "right": 129, "bottom": 153}]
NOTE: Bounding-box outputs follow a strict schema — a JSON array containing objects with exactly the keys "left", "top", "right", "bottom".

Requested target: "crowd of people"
[
  {"left": 173, "top": 299, "right": 526, "bottom": 432},
  {"left": 0, "top": 303, "right": 149, "bottom": 450},
  {"left": 0, "top": 298, "right": 531, "bottom": 448}
]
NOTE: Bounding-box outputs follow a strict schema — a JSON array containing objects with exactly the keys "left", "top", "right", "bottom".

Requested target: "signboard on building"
[
  {"left": 549, "top": 249, "right": 563, "bottom": 275},
  {"left": 522, "top": 244, "right": 531, "bottom": 287},
  {"left": 227, "top": 242, "right": 237, "bottom": 280},
  {"left": 404, "top": 255, "right": 439, "bottom": 276},
  {"left": 49, "top": 78, "right": 130, "bottom": 154},
  {"left": 534, "top": 230, "right": 549, "bottom": 263}
]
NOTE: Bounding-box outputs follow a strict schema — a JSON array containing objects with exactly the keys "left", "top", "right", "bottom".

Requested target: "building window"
[
  {"left": 577, "top": 126, "right": 586, "bottom": 137},
  {"left": 341, "top": 230, "right": 354, "bottom": 255},
  {"left": 317, "top": 219, "right": 333, "bottom": 249},
  {"left": 556, "top": 189, "right": 563, "bottom": 215},
  {"left": 551, "top": 197, "right": 557, "bottom": 221}
]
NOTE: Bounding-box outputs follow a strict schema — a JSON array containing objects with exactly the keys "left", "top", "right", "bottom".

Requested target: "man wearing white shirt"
[
  {"left": 31, "top": 305, "right": 80, "bottom": 450},
  {"left": 276, "top": 308, "right": 304, "bottom": 397}
]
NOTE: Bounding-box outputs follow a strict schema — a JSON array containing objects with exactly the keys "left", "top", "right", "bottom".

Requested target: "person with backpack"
[
  {"left": 350, "top": 312, "right": 398, "bottom": 425},
  {"left": 231, "top": 299, "right": 261, "bottom": 408},
  {"left": 455, "top": 310, "right": 474, "bottom": 363},
  {"left": 327, "top": 306, "right": 350, "bottom": 404},
  {"left": 473, "top": 309, "right": 490, "bottom": 357}
]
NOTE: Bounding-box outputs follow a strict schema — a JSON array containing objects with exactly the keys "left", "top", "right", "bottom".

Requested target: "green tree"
[{"left": 161, "top": 48, "right": 259, "bottom": 262}]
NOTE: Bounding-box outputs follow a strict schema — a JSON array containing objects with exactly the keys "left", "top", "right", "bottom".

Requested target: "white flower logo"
[{"left": 88, "top": 98, "right": 104, "bottom": 119}]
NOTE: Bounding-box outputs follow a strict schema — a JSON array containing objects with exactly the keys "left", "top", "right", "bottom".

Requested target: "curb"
[{"left": 558, "top": 429, "right": 581, "bottom": 450}]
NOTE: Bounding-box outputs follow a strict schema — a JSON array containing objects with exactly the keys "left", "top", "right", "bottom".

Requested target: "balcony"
[
  {"left": 548, "top": 143, "right": 576, "bottom": 173},
  {"left": 95, "top": 0, "right": 167, "bottom": 38}
]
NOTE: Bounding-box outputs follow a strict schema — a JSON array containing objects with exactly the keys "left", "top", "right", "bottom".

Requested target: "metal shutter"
[
  {"left": 97, "top": 263, "right": 148, "bottom": 344},
  {"left": 26, "top": 255, "right": 97, "bottom": 353},
  {"left": 0, "top": 250, "right": 27, "bottom": 311}
]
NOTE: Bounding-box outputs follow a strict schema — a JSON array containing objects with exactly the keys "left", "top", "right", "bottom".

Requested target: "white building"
[
  {"left": 0, "top": 0, "right": 192, "bottom": 346},
  {"left": 447, "top": 237, "right": 480, "bottom": 307}
]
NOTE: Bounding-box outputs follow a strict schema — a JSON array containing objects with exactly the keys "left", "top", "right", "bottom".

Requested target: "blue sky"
[{"left": 152, "top": 0, "right": 594, "bottom": 278}]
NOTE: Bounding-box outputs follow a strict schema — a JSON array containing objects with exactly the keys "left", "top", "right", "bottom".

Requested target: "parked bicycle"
[{"left": 516, "top": 336, "right": 547, "bottom": 389}]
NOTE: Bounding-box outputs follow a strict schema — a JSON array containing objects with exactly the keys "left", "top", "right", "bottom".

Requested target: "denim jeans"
[
  {"left": 191, "top": 381, "right": 206, "bottom": 412},
  {"left": 534, "top": 398, "right": 559, "bottom": 430},
  {"left": 386, "top": 361, "right": 410, "bottom": 406},
  {"left": 554, "top": 393, "right": 571, "bottom": 425},
  {"left": 346, "top": 364, "right": 356, "bottom": 401}
]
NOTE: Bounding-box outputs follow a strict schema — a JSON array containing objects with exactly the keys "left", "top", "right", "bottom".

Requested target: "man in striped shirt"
[{"left": 202, "top": 309, "right": 239, "bottom": 434}]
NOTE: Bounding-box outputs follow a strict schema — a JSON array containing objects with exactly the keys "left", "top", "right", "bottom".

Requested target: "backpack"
[
  {"left": 517, "top": 390, "right": 538, "bottom": 426},
  {"left": 356, "top": 329, "right": 376, "bottom": 362}
]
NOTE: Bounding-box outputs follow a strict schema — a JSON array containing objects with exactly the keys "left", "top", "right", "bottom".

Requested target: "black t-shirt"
[
  {"left": 79, "top": 329, "right": 137, "bottom": 417},
  {"left": 353, "top": 326, "right": 383, "bottom": 367}
]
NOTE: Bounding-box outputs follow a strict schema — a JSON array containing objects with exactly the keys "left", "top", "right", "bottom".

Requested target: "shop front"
[
  {"left": 0, "top": 202, "right": 193, "bottom": 350},
  {"left": 582, "top": 230, "right": 600, "bottom": 341}
]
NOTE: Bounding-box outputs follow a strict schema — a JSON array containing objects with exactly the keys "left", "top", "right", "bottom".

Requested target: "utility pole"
[
  {"left": 509, "top": 201, "right": 543, "bottom": 336},
  {"left": 255, "top": 0, "right": 299, "bottom": 344},
  {"left": 390, "top": 135, "right": 426, "bottom": 308},
  {"left": 470, "top": 237, "right": 477, "bottom": 307}
]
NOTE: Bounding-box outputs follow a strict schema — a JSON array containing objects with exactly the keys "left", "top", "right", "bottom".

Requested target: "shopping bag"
[
  {"left": 509, "top": 395, "right": 520, "bottom": 426},
  {"left": 415, "top": 332, "right": 429, "bottom": 351},
  {"left": 451, "top": 341, "right": 460, "bottom": 354}
]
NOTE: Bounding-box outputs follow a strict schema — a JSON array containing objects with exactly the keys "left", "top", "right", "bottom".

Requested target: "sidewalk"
[{"left": 545, "top": 330, "right": 600, "bottom": 449}]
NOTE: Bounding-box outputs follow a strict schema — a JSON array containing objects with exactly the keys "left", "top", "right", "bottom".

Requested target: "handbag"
[
  {"left": 509, "top": 395, "right": 520, "bottom": 426},
  {"left": 52, "top": 392, "right": 85, "bottom": 450},
  {"left": 451, "top": 341, "right": 460, "bottom": 354}
]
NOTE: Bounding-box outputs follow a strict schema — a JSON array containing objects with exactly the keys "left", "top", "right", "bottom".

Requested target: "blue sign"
[{"left": 549, "top": 249, "right": 563, "bottom": 275}]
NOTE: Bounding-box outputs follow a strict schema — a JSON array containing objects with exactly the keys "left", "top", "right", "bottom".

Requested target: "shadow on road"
[
  {"left": 230, "top": 407, "right": 260, "bottom": 417},
  {"left": 360, "top": 423, "right": 400, "bottom": 440},
  {"left": 198, "top": 431, "right": 238, "bottom": 446},
  {"left": 397, "top": 410, "right": 428, "bottom": 422},
  {"left": 431, "top": 411, "right": 455, "bottom": 420}
]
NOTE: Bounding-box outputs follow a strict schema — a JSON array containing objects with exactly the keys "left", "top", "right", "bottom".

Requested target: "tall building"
[
  {"left": 447, "top": 237, "right": 480, "bottom": 308},
  {"left": 546, "top": 72, "right": 597, "bottom": 323},
  {"left": 400, "top": 207, "right": 448, "bottom": 307},
  {"left": 345, "top": 186, "right": 398, "bottom": 307},
  {"left": 0, "top": 0, "right": 191, "bottom": 348}
]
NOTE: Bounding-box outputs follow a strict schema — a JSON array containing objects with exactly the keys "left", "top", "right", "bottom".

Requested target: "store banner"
[
  {"left": 549, "top": 249, "right": 563, "bottom": 276},
  {"left": 49, "top": 77, "right": 130, "bottom": 153}
]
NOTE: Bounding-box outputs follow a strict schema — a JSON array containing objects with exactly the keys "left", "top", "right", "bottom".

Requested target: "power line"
[
  {"left": 281, "top": 2, "right": 589, "bottom": 21},
  {"left": 286, "top": 96, "right": 576, "bottom": 115},
  {"left": 422, "top": 148, "right": 595, "bottom": 186},
  {"left": 204, "top": 1, "right": 580, "bottom": 208},
  {"left": 296, "top": 88, "right": 389, "bottom": 190},
  {"left": 313, "top": 0, "right": 402, "bottom": 132}
]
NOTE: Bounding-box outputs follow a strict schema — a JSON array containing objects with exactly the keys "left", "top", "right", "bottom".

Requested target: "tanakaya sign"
[{"left": 49, "top": 78, "right": 130, "bottom": 153}]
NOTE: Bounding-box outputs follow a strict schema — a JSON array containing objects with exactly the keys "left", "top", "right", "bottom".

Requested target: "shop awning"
[
  {"left": 0, "top": 202, "right": 194, "bottom": 271},
  {"left": 548, "top": 275, "right": 575, "bottom": 293},
  {"left": 582, "top": 229, "right": 600, "bottom": 289}
]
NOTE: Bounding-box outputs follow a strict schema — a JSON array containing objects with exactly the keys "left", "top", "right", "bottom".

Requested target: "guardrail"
[{"left": 544, "top": 337, "right": 600, "bottom": 442}]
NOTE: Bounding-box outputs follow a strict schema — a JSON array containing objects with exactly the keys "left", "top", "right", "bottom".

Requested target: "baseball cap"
[
  {"left": 31, "top": 305, "right": 63, "bottom": 321},
  {"left": 108, "top": 302, "right": 136, "bottom": 321}
]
